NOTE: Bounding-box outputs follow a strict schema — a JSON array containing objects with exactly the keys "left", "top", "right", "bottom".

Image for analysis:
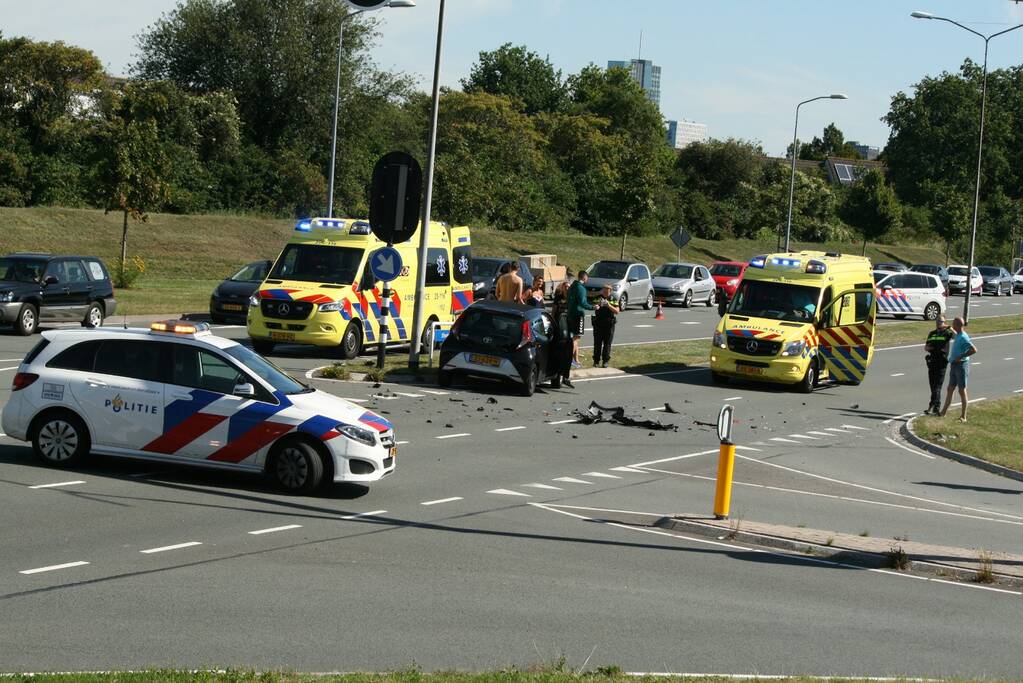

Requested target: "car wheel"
[
  {"left": 643, "top": 291, "right": 654, "bottom": 310},
  {"left": 32, "top": 411, "right": 90, "bottom": 467},
  {"left": 549, "top": 373, "right": 562, "bottom": 389},
  {"left": 251, "top": 339, "right": 275, "bottom": 355},
  {"left": 924, "top": 303, "right": 940, "bottom": 321},
  {"left": 682, "top": 290, "right": 693, "bottom": 308},
  {"left": 706, "top": 289, "right": 716, "bottom": 307},
  {"left": 618, "top": 293, "right": 628, "bottom": 310},
  {"left": 81, "top": 302, "right": 104, "bottom": 328},
  {"left": 340, "top": 322, "right": 363, "bottom": 360},
  {"left": 271, "top": 439, "right": 324, "bottom": 494},
  {"left": 797, "top": 361, "right": 817, "bottom": 394},
  {"left": 15, "top": 304, "right": 37, "bottom": 336},
  {"left": 521, "top": 364, "right": 539, "bottom": 397},
  {"left": 711, "top": 371, "right": 729, "bottom": 384},
  {"left": 419, "top": 317, "right": 438, "bottom": 354},
  {"left": 438, "top": 369, "right": 453, "bottom": 388}
]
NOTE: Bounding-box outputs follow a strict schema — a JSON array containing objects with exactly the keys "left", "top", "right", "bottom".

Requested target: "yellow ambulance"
[
  {"left": 247, "top": 218, "right": 473, "bottom": 358},
  {"left": 710, "top": 251, "right": 877, "bottom": 392}
]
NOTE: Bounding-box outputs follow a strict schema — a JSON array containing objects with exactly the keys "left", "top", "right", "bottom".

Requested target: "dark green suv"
[{"left": 0, "top": 253, "right": 117, "bottom": 335}]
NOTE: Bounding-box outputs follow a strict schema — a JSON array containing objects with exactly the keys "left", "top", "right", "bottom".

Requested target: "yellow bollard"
[{"left": 713, "top": 441, "right": 736, "bottom": 519}]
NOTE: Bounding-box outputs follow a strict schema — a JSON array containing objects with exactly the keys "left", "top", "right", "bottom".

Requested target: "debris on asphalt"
[
  {"left": 449, "top": 398, "right": 464, "bottom": 403},
  {"left": 444, "top": 423, "right": 454, "bottom": 428},
  {"left": 851, "top": 404, "right": 860, "bottom": 409},
  {"left": 663, "top": 402, "right": 679, "bottom": 414},
  {"left": 571, "top": 401, "right": 678, "bottom": 431},
  {"left": 486, "top": 397, "right": 498, "bottom": 404}
]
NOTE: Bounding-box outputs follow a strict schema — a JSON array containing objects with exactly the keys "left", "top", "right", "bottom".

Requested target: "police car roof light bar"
[{"left": 151, "top": 320, "right": 210, "bottom": 335}]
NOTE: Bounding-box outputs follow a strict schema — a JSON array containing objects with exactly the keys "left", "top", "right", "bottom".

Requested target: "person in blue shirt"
[{"left": 939, "top": 317, "right": 977, "bottom": 422}]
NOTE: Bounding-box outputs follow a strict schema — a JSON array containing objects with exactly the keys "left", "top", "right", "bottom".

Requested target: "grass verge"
[{"left": 913, "top": 396, "right": 1023, "bottom": 472}]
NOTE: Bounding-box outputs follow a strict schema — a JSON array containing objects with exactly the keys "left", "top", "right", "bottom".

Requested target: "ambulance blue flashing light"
[
  {"left": 805, "top": 260, "right": 828, "bottom": 274},
  {"left": 349, "top": 221, "right": 372, "bottom": 235},
  {"left": 749, "top": 255, "right": 767, "bottom": 268},
  {"left": 771, "top": 257, "right": 801, "bottom": 269},
  {"left": 295, "top": 219, "right": 312, "bottom": 232}
]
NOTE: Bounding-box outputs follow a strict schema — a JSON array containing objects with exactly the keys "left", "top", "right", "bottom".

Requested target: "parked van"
[
  {"left": 248, "top": 218, "right": 472, "bottom": 358},
  {"left": 710, "top": 251, "right": 877, "bottom": 392}
]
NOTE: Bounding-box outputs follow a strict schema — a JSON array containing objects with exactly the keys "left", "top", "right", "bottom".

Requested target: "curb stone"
[{"left": 899, "top": 416, "right": 1023, "bottom": 483}]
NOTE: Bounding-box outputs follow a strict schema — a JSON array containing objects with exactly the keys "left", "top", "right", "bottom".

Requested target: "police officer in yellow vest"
[{"left": 923, "top": 314, "right": 954, "bottom": 414}]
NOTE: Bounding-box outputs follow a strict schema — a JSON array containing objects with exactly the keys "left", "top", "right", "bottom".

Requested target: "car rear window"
[
  {"left": 23, "top": 338, "right": 50, "bottom": 364},
  {"left": 456, "top": 308, "right": 523, "bottom": 347},
  {"left": 86, "top": 260, "right": 107, "bottom": 280}
]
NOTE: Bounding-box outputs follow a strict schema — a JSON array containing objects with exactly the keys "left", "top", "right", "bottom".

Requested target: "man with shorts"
[
  {"left": 939, "top": 317, "right": 977, "bottom": 422},
  {"left": 566, "top": 270, "right": 594, "bottom": 369}
]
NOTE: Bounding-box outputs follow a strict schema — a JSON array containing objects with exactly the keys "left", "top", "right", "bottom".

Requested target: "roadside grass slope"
[{"left": 2, "top": 206, "right": 950, "bottom": 314}]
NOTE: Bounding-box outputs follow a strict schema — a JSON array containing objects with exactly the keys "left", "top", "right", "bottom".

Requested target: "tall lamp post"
[
  {"left": 911, "top": 11, "right": 1023, "bottom": 324},
  {"left": 408, "top": 0, "right": 446, "bottom": 369},
  {"left": 784, "top": 94, "right": 847, "bottom": 253},
  {"left": 326, "top": 0, "right": 415, "bottom": 218}
]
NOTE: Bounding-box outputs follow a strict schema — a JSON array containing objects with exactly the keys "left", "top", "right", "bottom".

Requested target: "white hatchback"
[
  {"left": 875, "top": 272, "right": 947, "bottom": 320},
  {"left": 1, "top": 321, "right": 396, "bottom": 493},
  {"left": 947, "top": 265, "right": 982, "bottom": 296}
]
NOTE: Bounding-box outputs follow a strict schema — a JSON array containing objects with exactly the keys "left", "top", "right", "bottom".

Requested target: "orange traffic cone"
[{"left": 654, "top": 299, "right": 665, "bottom": 320}]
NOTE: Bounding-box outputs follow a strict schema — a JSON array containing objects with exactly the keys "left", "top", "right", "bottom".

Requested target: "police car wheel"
[
  {"left": 32, "top": 411, "right": 90, "bottom": 466},
  {"left": 252, "top": 339, "right": 275, "bottom": 355},
  {"left": 341, "top": 322, "right": 362, "bottom": 360},
  {"left": 82, "top": 303, "right": 104, "bottom": 328},
  {"left": 16, "top": 304, "right": 37, "bottom": 336},
  {"left": 682, "top": 290, "right": 693, "bottom": 308},
  {"left": 271, "top": 440, "right": 324, "bottom": 493},
  {"left": 521, "top": 365, "right": 539, "bottom": 397},
  {"left": 924, "top": 303, "right": 940, "bottom": 320},
  {"left": 643, "top": 292, "right": 654, "bottom": 310}
]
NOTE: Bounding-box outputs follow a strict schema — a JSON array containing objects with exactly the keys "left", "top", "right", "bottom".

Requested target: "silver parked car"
[
  {"left": 584, "top": 260, "right": 653, "bottom": 310},
  {"left": 651, "top": 263, "right": 716, "bottom": 307}
]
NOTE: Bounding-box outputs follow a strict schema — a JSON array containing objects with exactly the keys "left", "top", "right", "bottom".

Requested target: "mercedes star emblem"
[
  {"left": 746, "top": 340, "right": 759, "bottom": 352},
  {"left": 277, "top": 303, "right": 290, "bottom": 316}
]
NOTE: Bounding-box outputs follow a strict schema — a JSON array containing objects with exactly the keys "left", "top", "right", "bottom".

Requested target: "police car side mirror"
[{"left": 233, "top": 382, "right": 256, "bottom": 398}]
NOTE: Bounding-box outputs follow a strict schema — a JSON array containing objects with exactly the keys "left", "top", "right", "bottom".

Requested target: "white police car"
[{"left": 1, "top": 321, "right": 395, "bottom": 492}]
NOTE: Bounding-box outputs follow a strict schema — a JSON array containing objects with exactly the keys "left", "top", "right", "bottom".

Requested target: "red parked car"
[{"left": 710, "top": 261, "right": 748, "bottom": 301}]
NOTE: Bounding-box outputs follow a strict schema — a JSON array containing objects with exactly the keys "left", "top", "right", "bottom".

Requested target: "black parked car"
[
  {"left": 470, "top": 257, "right": 534, "bottom": 301},
  {"left": 978, "top": 265, "right": 1014, "bottom": 296},
  {"left": 0, "top": 253, "right": 116, "bottom": 335},
  {"left": 909, "top": 263, "right": 949, "bottom": 288},
  {"left": 210, "top": 260, "right": 272, "bottom": 323},
  {"left": 437, "top": 300, "right": 568, "bottom": 396}
]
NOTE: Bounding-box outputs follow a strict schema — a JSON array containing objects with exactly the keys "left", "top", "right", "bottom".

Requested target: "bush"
[
  {"left": 114, "top": 255, "right": 146, "bottom": 289},
  {"left": 319, "top": 363, "right": 351, "bottom": 380}
]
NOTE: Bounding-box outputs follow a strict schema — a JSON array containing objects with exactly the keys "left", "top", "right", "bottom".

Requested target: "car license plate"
[
  {"left": 469, "top": 353, "right": 501, "bottom": 367},
  {"left": 737, "top": 365, "right": 764, "bottom": 376},
  {"left": 222, "top": 304, "right": 244, "bottom": 311},
  {"left": 269, "top": 331, "right": 295, "bottom": 342}
]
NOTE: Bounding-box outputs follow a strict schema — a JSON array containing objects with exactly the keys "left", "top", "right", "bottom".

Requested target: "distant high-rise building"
[
  {"left": 666, "top": 119, "right": 709, "bottom": 149},
  {"left": 608, "top": 58, "right": 661, "bottom": 108},
  {"left": 847, "top": 141, "right": 880, "bottom": 161}
]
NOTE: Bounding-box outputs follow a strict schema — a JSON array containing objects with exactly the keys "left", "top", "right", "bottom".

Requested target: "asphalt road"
[{"left": 0, "top": 320, "right": 1022, "bottom": 675}]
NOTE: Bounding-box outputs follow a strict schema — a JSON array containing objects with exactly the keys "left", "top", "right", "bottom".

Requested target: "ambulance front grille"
[
  {"left": 727, "top": 336, "right": 781, "bottom": 357},
  {"left": 261, "top": 299, "right": 313, "bottom": 320}
]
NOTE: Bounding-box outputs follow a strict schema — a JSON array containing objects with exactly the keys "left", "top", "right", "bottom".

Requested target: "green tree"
[
  {"left": 924, "top": 182, "right": 972, "bottom": 264},
  {"left": 793, "top": 123, "right": 862, "bottom": 160},
  {"left": 462, "top": 43, "right": 568, "bottom": 115},
  {"left": 839, "top": 169, "right": 903, "bottom": 254}
]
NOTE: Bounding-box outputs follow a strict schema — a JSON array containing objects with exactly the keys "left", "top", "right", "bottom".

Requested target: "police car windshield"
[
  {"left": 729, "top": 280, "right": 820, "bottom": 323},
  {"left": 654, "top": 264, "right": 693, "bottom": 278},
  {"left": 224, "top": 345, "right": 310, "bottom": 394},
  {"left": 0, "top": 257, "right": 44, "bottom": 283},
  {"left": 269, "top": 244, "right": 364, "bottom": 285}
]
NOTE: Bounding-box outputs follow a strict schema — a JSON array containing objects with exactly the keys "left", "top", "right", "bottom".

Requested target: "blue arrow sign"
[{"left": 370, "top": 246, "right": 403, "bottom": 283}]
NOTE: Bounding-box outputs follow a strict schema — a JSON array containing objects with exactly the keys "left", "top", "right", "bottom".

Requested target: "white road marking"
[
  {"left": 435, "top": 433, "right": 470, "bottom": 440},
  {"left": 19, "top": 561, "right": 90, "bottom": 575},
  {"left": 884, "top": 436, "right": 935, "bottom": 460},
  {"left": 972, "top": 362, "right": 982, "bottom": 366},
  {"left": 681, "top": 321, "right": 700, "bottom": 325},
  {"left": 631, "top": 449, "right": 718, "bottom": 468},
  {"left": 495, "top": 426, "right": 526, "bottom": 432},
  {"left": 341, "top": 510, "right": 387, "bottom": 520},
  {"left": 769, "top": 437, "right": 799, "bottom": 444},
  {"left": 823, "top": 427, "right": 852, "bottom": 434},
  {"left": 523, "top": 483, "right": 562, "bottom": 490},
  {"left": 991, "top": 303, "right": 1002, "bottom": 306},
  {"left": 882, "top": 412, "right": 918, "bottom": 425},
  {"left": 634, "top": 324, "right": 654, "bottom": 328},
  {"left": 552, "top": 477, "right": 592, "bottom": 484},
  {"left": 372, "top": 394, "right": 400, "bottom": 400},
  {"left": 890, "top": 373, "right": 905, "bottom": 377},
  {"left": 421, "top": 389, "right": 450, "bottom": 395},
  {"left": 140, "top": 541, "right": 202, "bottom": 554},
  {"left": 421, "top": 497, "right": 463, "bottom": 506},
  {"left": 248, "top": 524, "right": 302, "bottom": 535},
  {"left": 583, "top": 472, "right": 621, "bottom": 479},
  {"left": 1005, "top": 357, "right": 1015, "bottom": 361},
  {"left": 28, "top": 480, "right": 86, "bottom": 489},
  {"left": 806, "top": 430, "right": 833, "bottom": 437},
  {"left": 487, "top": 488, "right": 530, "bottom": 497},
  {"left": 0, "top": 358, "right": 24, "bottom": 362},
  {"left": 788, "top": 434, "right": 819, "bottom": 440},
  {"left": 341, "top": 397, "right": 368, "bottom": 403},
  {"left": 0, "top": 366, "right": 18, "bottom": 373},
  {"left": 841, "top": 424, "right": 871, "bottom": 431},
  {"left": 1014, "top": 389, "right": 1023, "bottom": 393},
  {"left": 648, "top": 406, "right": 666, "bottom": 412},
  {"left": 722, "top": 396, "right": 743, "bottom": 401},
  {"left": 610, "top": 466, "right": 646, "bottom": 473},
  {"left": 396, "top": 392, "right": 425, "bottom": 398},
  {"left": 547, "top": 418, "right": 577, "bottom": 425},
  {"left": 396, "top": 441, "right": 410, "bottom": 445}
]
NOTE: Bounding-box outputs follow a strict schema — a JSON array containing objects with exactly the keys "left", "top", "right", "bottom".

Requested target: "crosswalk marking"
[
  {"left": 553, "top": 477, "right": 592, "bottom": 485},
  {"left": 487, "top": 489, "right": 530, "bottom": 497},
  {"left": 583, "top": 472, "right": 621, "bottom": 479},
  {"left": 769, "top": 437, "right": 799, "bottom": 444},
  {"left": 523, "top": 483, "right": 562, "bottom": 490},
  {"left": 788, "top": 434, "right": 818, "bottom": 440},
  {"left": 611, "top": 466, "right": 646, "bottom": 473}
]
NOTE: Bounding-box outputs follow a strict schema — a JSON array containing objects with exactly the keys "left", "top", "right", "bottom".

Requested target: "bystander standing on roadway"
[
  {"left": 566, "top": 270, "right": 594, "bottom": 369},
  {"left": 495, "top": 261, "right": 524, "bottom": 303},
  {"left": 923, "top": 314, "right": 954, "bottom": 415},
  {"left": 591, "top": 284, "right": 620, "bottom": 367},
  {"left": 551, "top": 279, "right": 574, "bottom": 388},
  {"left": 939, "top": 316, "right": 977, "bottom": 422}
]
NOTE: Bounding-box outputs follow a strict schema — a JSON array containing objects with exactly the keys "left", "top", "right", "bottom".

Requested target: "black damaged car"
[
  {"left": 209, "top": 260, "right": 272, "bottom": 323},
  {"left": 437, "top": 301, "right": 569, "bottom": 396}
]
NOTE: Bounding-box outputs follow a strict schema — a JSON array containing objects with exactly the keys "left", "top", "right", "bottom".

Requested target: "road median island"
[
  {"left": 657, "top": 515, "right": 1023, "bottom": 589},
  {"left": 904, "top": 396, "right": 1023, "bottom": 482}
]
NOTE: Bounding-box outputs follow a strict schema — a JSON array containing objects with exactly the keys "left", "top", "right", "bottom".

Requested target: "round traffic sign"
[{"left": 370, "top": 246, "right": 404, "bottom": 283}]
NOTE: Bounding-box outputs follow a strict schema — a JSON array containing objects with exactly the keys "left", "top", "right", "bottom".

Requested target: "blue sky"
[{"left": 3, "top": 0, "right": 1023, "bottom": 155}]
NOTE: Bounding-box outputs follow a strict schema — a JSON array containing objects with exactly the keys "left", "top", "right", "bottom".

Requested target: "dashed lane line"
[
  {"left": 722, "top": 396, "right": 743, "bottom": 401},
  {"left": 396, "top": 441, "right": 410, "bottom": 445},
  {"left": 788, "top": 434, "right": 819, "bottom": 440},
  {"left": 1005, "top": 357, "right": 1015, "bottom": 361},
  {"left": 395, "top": 392, "right": 425, "bottom": 398},
  {"left": 611, "top": 466, "right": 646, "bottom": 473},
  {"left": 769, "top": 437, "right": 799, "bottom": 444},
  {"left": 823, "top": 427, "right": 852, "bottom": 434},
  {"left": 435, "top": 433, "right": 470, "bottom": 440},
  {"left": 341, "top": 510, "right": 387, "bottom": 520},
  {"left": 140, "top": 542, "right": 202, "bottom": 554},
  {"left": 552, "top": 477, "right": 592, "bottom": 485},
  {"left": 583, "top": 472, "right": 621, "bottom": 479},
  {"left": 495, "top": 426, "right": 526, "bottom": 432},
  {"left": 891, "top": 373, "right": 905, "bottom": 377},
  {"left": 248, "top": 524, "right": 302, "bottom": 535},
  {"left": 523, "top": 483, "right": 562, "bottom": 490},
  {"left": 806, "top": 430, "right": 834, "bottom": 437},
  {"left": 634, "top": 324, "right": 654, "bottom": 328},
  {"left": 841, "top": 424, "right": 871, "bottom": 431},
  {"left": 19, "top": 561, "right": 90, "bottom": 575},
  {"left": 487, "top": 489, "right": 531, "bottom": 497},
  {"left": 0, "top": 366, "right": 18, "bottom": 373},
  {"left": 28, "top": 480, "right": 86, "bottom": 489},
  {"left": 420, "top": 389, "right": 450, "bottom": 396},
  {"left": 421, "top": 497, "right": 463, "bottom": 506}
]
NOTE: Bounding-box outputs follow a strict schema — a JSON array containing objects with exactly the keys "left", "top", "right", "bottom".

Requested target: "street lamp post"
[
  {"left": 326, "top": 0, "right": 415, "bottom": 218},
  {"left": 783, "top": 94, "right": 847, "bottom": 253},
  {"left": 912, "top": 10, "right": 1023, "bottom": 323},
  {"left": 408, "top": 0, "right": 446, "bottom": 369}
]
